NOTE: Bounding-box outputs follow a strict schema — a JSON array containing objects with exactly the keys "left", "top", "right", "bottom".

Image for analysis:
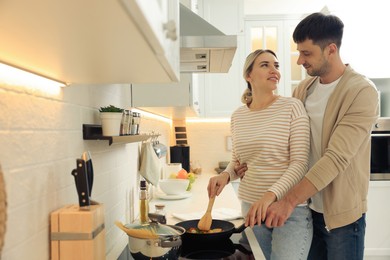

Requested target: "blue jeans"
[
  {"left": 308, "top": 210, "right": 366, "bottom": 260},
  {"left": 240, "top": 201, "right": 313, "bottom": 260}
]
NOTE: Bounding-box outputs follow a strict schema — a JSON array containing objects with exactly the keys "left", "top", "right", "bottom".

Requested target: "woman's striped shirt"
[{"left": 225, "top": 96, "right": 310, "bottom": 203}]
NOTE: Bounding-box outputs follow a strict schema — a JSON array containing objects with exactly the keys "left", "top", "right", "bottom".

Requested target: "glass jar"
[{"left": 154, "top": 204, "right": 166, "bottom": 224}]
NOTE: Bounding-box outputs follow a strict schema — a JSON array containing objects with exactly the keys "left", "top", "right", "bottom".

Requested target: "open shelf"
[{"left": 82, "top": 124, "right": 157, "bottom": 145}]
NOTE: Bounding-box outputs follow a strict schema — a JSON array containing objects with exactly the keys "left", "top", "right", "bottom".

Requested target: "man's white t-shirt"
[{"left": 305, "top": 77, "right": 340, "bottom": 213}]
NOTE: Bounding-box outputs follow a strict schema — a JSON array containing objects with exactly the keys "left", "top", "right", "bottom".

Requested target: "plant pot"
[{"left": 100, "top": 112, "right": 122, "bottom": 136}]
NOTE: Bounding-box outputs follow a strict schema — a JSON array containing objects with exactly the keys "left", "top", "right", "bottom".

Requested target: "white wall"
[
  {"left": 0, "top": 82, "right": 170, "bottom": 259},
  {"left": 244, "top": 0, "right": 390, "bottom": 78},
  {"left": 186, "top": 121, "right": 232, "bottom": 173}
]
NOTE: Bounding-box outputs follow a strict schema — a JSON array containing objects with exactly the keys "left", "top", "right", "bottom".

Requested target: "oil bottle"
[{"left": 139, "top": 179, "right": 149, "bottom": 225}]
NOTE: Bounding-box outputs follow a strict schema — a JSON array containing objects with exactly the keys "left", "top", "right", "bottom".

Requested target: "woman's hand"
[
  {"left": 234, "top": 161, "right": 247, "bottom": 179},
  {"left": 207, "top": 172, "right": 230, "bottom": 198},
  {"left": 245, "top": 191, "right": 277, "bottom": 227}
]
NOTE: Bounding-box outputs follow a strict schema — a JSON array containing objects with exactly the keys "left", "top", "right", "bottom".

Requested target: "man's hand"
[
  {"left": 245, "top": 191, "right": 276, "bottom": 227},
  {"left": 265, "top": 198, "right": 295, "bottom": 227},
  {"left": 264, "top": 178, "right": 316, "bottom": 227},
  {"left": 234, "top": 161, "right": 247, "bottom": 179}
]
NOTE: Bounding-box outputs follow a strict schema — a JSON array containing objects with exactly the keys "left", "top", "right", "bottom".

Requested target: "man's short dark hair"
[{"left": 293, "top": 12, "right": 344, "bottom": 50}]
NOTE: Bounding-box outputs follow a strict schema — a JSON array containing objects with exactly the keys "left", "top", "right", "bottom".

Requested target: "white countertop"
[{"left": 150, "top": 172, "right": 243, "bottom": 226}]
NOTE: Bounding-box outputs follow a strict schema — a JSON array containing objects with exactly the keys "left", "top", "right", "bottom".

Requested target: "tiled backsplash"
[
  {"left": 186, "top": 121, "right": 232, "bottom": 174},
  {"left": 0, "top": 81, "right": 233, "bottom": 259},
  {"left": 0, "top": 83, "right": 170, "bottom": 260}
]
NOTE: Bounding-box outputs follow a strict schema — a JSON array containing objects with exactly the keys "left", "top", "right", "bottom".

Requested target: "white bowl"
[{"left": 159, "top": 179, "right": 190, "bottom": 195}]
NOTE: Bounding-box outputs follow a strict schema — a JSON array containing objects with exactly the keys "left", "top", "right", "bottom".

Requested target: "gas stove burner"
[{"left": 179, "top": 239, "right": 254, "bottom": 260}]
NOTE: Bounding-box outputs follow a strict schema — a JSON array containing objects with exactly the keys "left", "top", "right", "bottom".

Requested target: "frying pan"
[{"left": 175, "top": 219, "right": 246, "bottom": 243}]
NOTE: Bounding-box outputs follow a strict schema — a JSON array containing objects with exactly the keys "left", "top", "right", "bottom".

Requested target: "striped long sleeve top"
[{"left": 225, "top": 96, "right": 310, "bottom": 203}]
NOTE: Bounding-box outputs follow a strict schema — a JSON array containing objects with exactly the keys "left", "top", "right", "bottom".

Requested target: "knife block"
[{"left": 50, "top": 204, "right": 105, "bottom": 260}]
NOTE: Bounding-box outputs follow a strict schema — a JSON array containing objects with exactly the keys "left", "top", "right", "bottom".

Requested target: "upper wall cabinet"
[
  {"left": 131, "top": 73, "right": 200, "bottom": 119},
  {"left": 0, "top": 0, "right": 179, "bottom": 85}
]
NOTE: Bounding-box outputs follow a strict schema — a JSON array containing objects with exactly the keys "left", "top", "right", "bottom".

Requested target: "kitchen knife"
[
  {"left": 71, "top": 158, "right": 91, "bottom": 208},
  {"left": 82, "top": 151, "right": 93, "bottom": 196}
]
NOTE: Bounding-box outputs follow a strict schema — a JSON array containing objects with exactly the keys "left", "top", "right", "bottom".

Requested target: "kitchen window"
[{"left": 245, "top": 16, "right": 307, "bottom": 97}]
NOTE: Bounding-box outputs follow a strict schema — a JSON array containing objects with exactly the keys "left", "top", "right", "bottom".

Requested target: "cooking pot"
[
  {"left": 175, "top": 219, "right": 246, "bottom": 243},
  {"left": 125, "top": 214, "right": 186, "bottom": 260}
]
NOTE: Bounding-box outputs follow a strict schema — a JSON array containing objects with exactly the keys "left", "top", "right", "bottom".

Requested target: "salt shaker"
[
  {"left": 120, "top": 110, "right": 131, "bottom": 135},
  {"left": 130, "top": 112, "right": 138, "bottom": 135}
]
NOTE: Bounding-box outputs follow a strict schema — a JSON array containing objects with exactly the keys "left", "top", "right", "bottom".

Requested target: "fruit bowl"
[{"left": 159, "top": 179, "right": 190, "bottom": 195}]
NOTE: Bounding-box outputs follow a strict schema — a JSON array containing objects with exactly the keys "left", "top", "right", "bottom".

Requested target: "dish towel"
[
  {"left": 172, "top": 208, "right": 242, "bottom": 221},
  {"left": 139, "top": 142, "right": 160, "bottom": 186}
]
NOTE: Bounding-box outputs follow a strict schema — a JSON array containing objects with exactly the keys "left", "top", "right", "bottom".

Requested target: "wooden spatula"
[
  {"left": 115, "top": 221, "right": 158, "bottom": 239},
  {"left": 197, "top": 197, "right": 215, "bottom": 231}
]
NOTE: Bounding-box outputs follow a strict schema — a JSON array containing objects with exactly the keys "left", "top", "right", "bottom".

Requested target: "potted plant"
[{"left": 99, "top": 105, "right": 124, "bottom": 136}]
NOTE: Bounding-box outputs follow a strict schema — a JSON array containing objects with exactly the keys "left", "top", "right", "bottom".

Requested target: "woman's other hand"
[
  {"left": 234, "top": 161, "right": 247, "bottom": 179},
  {"left": 245, "top": 191, "right": 277, "bottom": 227},
  {"left": 207, "top": 172, "right": 230, "bottom": 198}
]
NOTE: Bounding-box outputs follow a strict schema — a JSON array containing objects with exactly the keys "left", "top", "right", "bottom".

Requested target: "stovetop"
[
  {"left": 121, "top": 234, "right": 254, "bottom": 260},
  {"left": 179, "top": 237, "right": 254, "bottom": 260}
]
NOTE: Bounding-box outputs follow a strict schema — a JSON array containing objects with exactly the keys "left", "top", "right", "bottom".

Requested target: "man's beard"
[{"left": 306, "top": 59, "right": 330, "bottom": 77}]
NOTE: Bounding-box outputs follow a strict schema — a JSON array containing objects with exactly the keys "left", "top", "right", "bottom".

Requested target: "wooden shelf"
[{"left": 82, "top": 124, "right": 157, "bottom": 145}]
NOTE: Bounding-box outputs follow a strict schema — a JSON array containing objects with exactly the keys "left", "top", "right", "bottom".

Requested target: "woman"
[{"left": 207, "top": 49, "right": 313, "bottom": 259}]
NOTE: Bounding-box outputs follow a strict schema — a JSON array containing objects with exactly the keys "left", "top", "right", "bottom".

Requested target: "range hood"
[{"left": 180, "top": 4, "right": 237, "bottom": 73}]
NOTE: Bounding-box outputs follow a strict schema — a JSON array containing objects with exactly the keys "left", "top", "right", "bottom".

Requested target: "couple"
[{"left": 208, "top": 12, "right": 379, "bottom": 260}]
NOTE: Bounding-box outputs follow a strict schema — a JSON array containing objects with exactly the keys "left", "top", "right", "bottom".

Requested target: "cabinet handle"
[{"left": 163, "top": 20, "right": 177, "bottom": 41}]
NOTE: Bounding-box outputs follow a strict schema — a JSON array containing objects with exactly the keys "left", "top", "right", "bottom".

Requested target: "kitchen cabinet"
[
  {"left": 131, "top": 73, "right": 200, "bottom": 119},
  {"left": 196, "top": 0, "right": 245, "bottom": 118},
  {"left": 0, "top": 0, "right": 179, "bottom": 85},
  {"left": 365, "top": 181, "right": 390, "bottom": 259}
]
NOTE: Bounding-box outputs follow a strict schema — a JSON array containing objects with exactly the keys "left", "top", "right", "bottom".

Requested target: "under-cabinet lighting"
[
  {"left": 186, "top": 118, "right": 230, "bottom": 123},
  {"left": 131, "top": 108, "right": 172, "bottom": 124},
  {"left": 0, "top": 62, "right": 67, "bottom": 90}
]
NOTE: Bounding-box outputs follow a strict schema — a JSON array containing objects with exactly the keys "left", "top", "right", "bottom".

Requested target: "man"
[{"left": 244, "top": 12, "right": 379, "bottom": 259}]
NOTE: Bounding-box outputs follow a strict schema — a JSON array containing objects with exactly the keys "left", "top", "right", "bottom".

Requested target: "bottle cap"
[
  {"left": 155, "top": 204, "right": 165, "bottom": 210},
  {"left": 140, "top": 180, "right": 146, "bottom": 189}
]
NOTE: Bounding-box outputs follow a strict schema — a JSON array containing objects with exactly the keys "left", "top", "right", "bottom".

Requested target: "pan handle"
[
  {"left": 233, "top": 222, "right": 247, "bottom": 234},
  {"left": 160, "top": 238, "right": 182, "bottom": 248},
  {"left": 233, "top": 220, "right": 263, "bottom": 234}
]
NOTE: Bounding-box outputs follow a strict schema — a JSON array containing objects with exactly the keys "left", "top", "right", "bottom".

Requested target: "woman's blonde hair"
[{"left": 241, "top": 49, "right": 278, "bottom": 104}]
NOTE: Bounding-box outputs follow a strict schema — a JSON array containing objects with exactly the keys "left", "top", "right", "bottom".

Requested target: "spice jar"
[{"left": 154, "top": 204, "right": 166, "bottom": 224}]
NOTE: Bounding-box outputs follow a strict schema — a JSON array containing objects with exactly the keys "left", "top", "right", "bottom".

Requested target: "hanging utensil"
[{"left": 197, "top": 197, "right": 215, "bottom": 231}]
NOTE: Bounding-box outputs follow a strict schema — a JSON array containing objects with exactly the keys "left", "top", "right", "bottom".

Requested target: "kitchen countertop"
[
  {"left": 150, "top": 172, "right": 243, "bottom": 226},
  {"left": 116, "top": 172, "right": 266, "bottom": 260},
  {"left": 111, "top": 172, "right": 242, "bottom": 260}
]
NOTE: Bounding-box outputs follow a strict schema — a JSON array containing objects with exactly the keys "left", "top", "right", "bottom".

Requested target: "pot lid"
[{"left": 125, "top": 222, "right": 183, "bottom": 237}]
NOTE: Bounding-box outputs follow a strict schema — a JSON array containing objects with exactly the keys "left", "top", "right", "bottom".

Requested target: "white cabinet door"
[
  {"left": 131, "top": 73, "right": 199, "bottom": 119},
  {"left": 0, "top": 0, "right": 180, "bottom": 84},
  {"left": 365, "top": 181, "right": 390, "bottom": 258},
  {"left": 121, "top": 0, "right": 180, "bottom": 81},
  {"left": 197, "top": 0, "right": 244, "bottom": 35},
  {"left": 196, "top": 0, "right": 244, "bottom": 118}
]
